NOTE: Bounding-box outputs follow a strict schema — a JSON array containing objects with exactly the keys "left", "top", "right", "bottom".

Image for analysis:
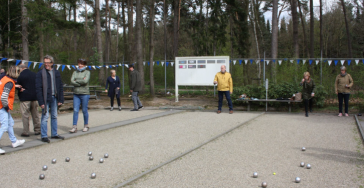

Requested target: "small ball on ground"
[
  {"left": 301, "top": 147, "right": 306, "bottom": 151},
  {"left": 104, "top": 153, "right": 109, "bottom": 158},
  {"left": 52, "top": 159, "right": 57, "bottom": 164},
  {"left": 91, "top": 173, "right": 96, "bottom": 179},
  {"left": 88, "top": 152, "right": 92, "bottom": 156},
  {"left": 65, "top": 157, "right": 70, "bottom": 162},
  {"left": 261, "top": 182, "right": 268, "bottom": 187},
  {"left": 300, "top": 162, "right": 305, "bottom": 167},
  {"left": 39, "top": 174, "right": 45, "bottom": 180},
  {"left": 295, "top": 177, "right": 301, "bottom": 183},
  {"left": 89, "top": 156, "right": 94, "bottom": 161},
  {"left": 42, "top": 165, "right": 48, "bottom": 171},
  {"left": 253, "top": 172, "right": 258, "bottom": 178},
  {"left": 306, "top": 164, "right": 311, "bottom": 169},
  {"left": 99, "top": 158, "right": 104, "bottom": 163}
]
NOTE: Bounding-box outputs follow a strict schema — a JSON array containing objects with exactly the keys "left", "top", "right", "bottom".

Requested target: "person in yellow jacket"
[{"left": 214, "top": 65, "right": 233, "bottom": 114}]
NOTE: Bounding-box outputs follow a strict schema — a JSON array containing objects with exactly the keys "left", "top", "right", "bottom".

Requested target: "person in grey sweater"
[{"left": 128, "top": 64, "right": 143, "bottom": 111}]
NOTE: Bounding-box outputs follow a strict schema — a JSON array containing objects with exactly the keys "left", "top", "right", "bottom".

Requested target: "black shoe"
[
  {"left": 130, "top": 109, "right": 139, "bottom": 111},
  {"left": 309, "top": 109, "right": 312, "bottom": 113},
  {"left": 51, "top": 135, "right": 65, "bottom": 140},
  {"left": 41, "top": 137, "right": 50, "bottom": 143},
  {"left": 35, "top": 132, "right": 41, "bottom": 135},
  {"left": 305, "top": 113, "right": 308, "bottom": 117},
  {"left": 21, "top": 133, "right": 30, "bottom": 137},
  {"left": 138, "top": 106, "right": 144, "bottom": 109}
]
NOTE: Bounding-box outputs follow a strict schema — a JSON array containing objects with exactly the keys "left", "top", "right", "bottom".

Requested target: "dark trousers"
[
  {"left": 304, "top": 98, "right": 313, "bottom": 113},
  {"left": 218, "top": 91, "right": 233, "bottom": 111},
  {"left": 338, "top": 93, "right": 350, "bottom": 113},
  {"left": 110, "top": 94, "right": 121, "bottom": 107}
]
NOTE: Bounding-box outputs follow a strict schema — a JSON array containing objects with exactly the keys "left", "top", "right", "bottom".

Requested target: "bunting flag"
[
  {"left": 355, "top": 59, "right": 359, "bottom": 65},
  {"left": 334, "top": 60, "right": 338, "bottom": 66},
  {"left": 272, "top": 59, "right": 276, "bottom": 63},
  {"left": 148, "top": 62, "right": 150, "bottom": 66},
  {"left": 316, "top": 60, "right": 319, "bottom": 65},
  {"left": 109, "top": 65, "right": 112, "bottom": 68},
  {"left": 39, "top": 63, "right": 43, "bottom": 69},
  {"left": 7, "top": 59, "right": 14, "bottom": 62},
  {"left": 67, "top": 65, "right": 71, "bottom": 70},
  {"left": 15, "top": 60, "right": 21, "bottom": 66},
  {"left": 278, "top": 60, "right": 282, "bottom": 65},
  {"left": 33, "top": 62, "right": 38, "bottom": 69},
  {"left": 92, "top": 66, "right": 96, "bottom": 70},
  {"left": 290, "top": 60, "right": 293, "bottom": 63},
  {"left": 106, "top": 66, "right": 109, "bottom": 69},
  {"left": 112, "top": 65, "right": 115, "bottom": 67},
  {"left": 255, "top": 60, "right": 259, "bottom": 64},
  {"left": 56, "top": 64, "right": 61, "bottom": 70},
  {"left": 0, "top": 58, "right": 8, "bottom": 62},
  {"left": 340, "top": 60, "right": 345, "bottom": 65},
  {"left": 62, "top": 65, "right": 65, "bottom": 71},
  {"left": 266, "top": 60, "right": 270, "bottom": 65},
  {"left": 72, "top": 65, "right": 76, "bottom": 69},
  {"left": 250, "top": 59, "right": 253, "bottom": 64},
  {"left": 162, "top": 61, "right": 164, "bottom": 66},
  {"left": 27, "top": 62, "right": 32, "bottom": 68},
  {"left": 88, "top": 66, "right": 91, "bottom": 70},
  {"left": 328, "top": 60, "right": 332, "bottom": 66},
  {"left": 297, "top": 59, "right": 300, "bottom": 64},
  {"left": 119, "top": 63, "right": 122, "bottom": 66},
  {"left": 125, "top": 64, "right": 129, "bottom": 68},
  {"left": 157, "top": 61, "right": 160, "bottom": 65},
  {"left": 348, "top": 60, "right": 351, "bottom": 65},
  {"left": 309, "top": 60, "right": 313, "bottom": 65},
  {"left": 153, "top": 61, "right": 155, "bottom": 66},
  {"left": 96, "top": 66, "right": 100, "bottom": 69},
  {"left": 143, "top": 62, "right": 145, "bottom": 66},
  {"left": 302, "top": 60, "right": 306, "bottom": 65},
  {"left": 171, "top": 62, "right": 174, "bottom": 66},
  {"left": 166, "top": 62, "right": 169, "bottom": 67},
  {"left": 239, "top": 60, "right": 242, "bottom": 65},
  {"left": 244, "top": 60, "right": 248, "bottom": 65},
  {"left": 233, "top": 60, "right": 236, "bottom": 65}
]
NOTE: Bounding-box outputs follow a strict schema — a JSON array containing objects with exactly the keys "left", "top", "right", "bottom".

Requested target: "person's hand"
[
  {"left": 41, "top": 105, "right": 45, "bottom": 109},
  {"left": 58, "top": 103, "right": 62, "bottom": 106},
  {"left": 83, "top": 77, "right": 86, "bottom": 80},
  {"left": 301, "top": 79, "right": 305, "bottom": 83},
  {"left": 105, "top": 89, "right": 108, "bottom": 92},
  {"left": 214, "top": 81, "right": 217, "bottom": 84},
  {"left": 20, "top": 88, "right": 25, "bottom": 92},
  {"left": 230, "top": 91, "right": 233, "bottom": 95},
  {"left": 130, "top": 90, "right": 133, "bottom": 93},
  {"left": 117, "top": 87, "right": 120, "bottom": 90},
  {"left": 336, "top": 91, "right": 338, "bottom": 95},
  {"left": 311, "top": 93, "right": 315, "bottom": 97},
  {"left": 15, "top": 84, "right": 22, "bottom": 88}
]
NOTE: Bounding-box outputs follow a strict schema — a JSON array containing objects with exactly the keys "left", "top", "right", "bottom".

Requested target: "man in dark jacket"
[
  {"left": 128, "top": 64, "right": 143, "bottom": 111},
  {"left": 35, "top": 55, "right": 64, "bottom": 143},
  {"left": 17, "top": 64, "right": 40, "bottom": 137}
]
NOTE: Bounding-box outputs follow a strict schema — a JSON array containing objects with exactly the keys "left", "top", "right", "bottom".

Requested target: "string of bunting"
[
  {"left": 0, "top": 58, "right": 175, "bottom": 72},
  {"left": 230, "top": 58, "right": 364, "bottom": 66}
]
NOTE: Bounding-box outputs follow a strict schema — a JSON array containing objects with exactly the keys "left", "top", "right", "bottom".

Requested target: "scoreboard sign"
[{"left": 175, "top": 56, "right": 230, "bottom": 102}]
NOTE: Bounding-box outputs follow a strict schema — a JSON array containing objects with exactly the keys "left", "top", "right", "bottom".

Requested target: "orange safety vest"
[{"left": 0, "top": 76, "right": 15, "bottom": 110}]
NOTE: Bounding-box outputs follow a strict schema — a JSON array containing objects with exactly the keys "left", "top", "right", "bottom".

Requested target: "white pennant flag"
[
  {"left": 256, "top": 60, "right": 259, "bottom": 64},
  {"left": 233, "top": 60, "right": 236, "bottom": 65},
  {"left": 119, "top": 63, "right": 122, "bottom": 66},
  {"left": 244, "top": 60, "right": 248, "bottom": 65},
  {"left": 92, "top": 66, "right": 96, "bottom": 69},
  {"left": 266, "top": 60, "right": 270, "bottom": 65},
  {"left": 341, "top": 60, "right": 345, "bottom": 65},
  {"left": 316, "top": 60, "right": 319, "bottom": 65},
  {"left": 22, "top": 60, "right": 27, "bottom": 64},
  {"left": 290, "top": 60, "right": 293, "bottom": 63},
  {"left": 171, "top": 62, "right": 174, "bottom": 66},
  {"left": 67, "top": 65, "right": 71, "bottom": 70},
  {"left": 328, "top": 60, "right": 332, "bottom": 66},
  {"left": 278, "top": 60, "right": 282, "bottom": 65},
  {"left": 302, "top": 60, "right": 306, "bottom": 65},
  {"left": 56, "top": 64, "right": 61, "bottom": 70},
  {"left": 112, "top": 65, "right": 116, "bottom": 67},
  {"left": 33, "top": 62, "right": 38, "bottom": 69},
  {"left": 355, "top": 59, "right": 359, "bottom": 65},
  {"left": 153, "top": 61, "right": 155, "bottom": 66},
  {"left": 134, "top": 62, "right": 137, "bottom": 64},
  {"left": 143, "top": 62, "right": 145, "bottom": 66},
  {"left": 106, "top": 66, "right": 109, "bottom": 69},
  {"left": 162, "top": 61, "right": 164, "bottom": 66},
  {"left": 7, "top": 59, "right": 14, "bottom": 61},
  {"left": 76, "top": 65, "right": 79, "bottom": 68},
  {"left": 125, "top": 64, "right": 129, "bottom": 68}
]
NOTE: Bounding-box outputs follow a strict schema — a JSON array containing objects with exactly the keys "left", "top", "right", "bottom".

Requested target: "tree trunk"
[
  {"left": 149, "top": 0, "right": 155, "bottom": 97},
  {"left": 319, "top": 0, "right": 323, "bottom": 56},
  {"left": 39, "top": 22, "right": 44, "bottom": 62},
  {"left": 21, "top": 0, "right": 29, "bottom": 60},
  {"left": 135, "top": 0, "right": 144, "bottom": 93},
  {"left": 116, "top": 2, "right": 120, "bottom": 62},
  {"left": 122, "top": 0, "right": 127, "bottom": 61},
  {"left": 271, "top": 0, "right": 278, "bottom": 83},
  {"left": 309, "top": 0, "right": 314, "bottom": 58},
  {"left": 105, "top": 0, "right": 110, "bottom": 63},
  {"left": 128, "top": 0, "right": 135, "bottom": 63},
  {"left": 95, "top": 0, "right": 104, "bottom": 85},
  {"left": 340, "top": 0, "right": 353, "bottom": 58},
  {"left": 173, "top": 0, "right": 179, "bottom": 58},
  {"left": 291, "top": 0, "right": 299, "bottom": 58},
  {"left": 73, "top": 4, "right": 77, "bottom": 60},
  {"left": 298, "top": 1, "right": 309, "bottom": 57}
]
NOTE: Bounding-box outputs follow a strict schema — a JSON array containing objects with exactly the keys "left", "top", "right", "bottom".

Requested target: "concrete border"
[
  {"left": 354, "top": 115, "right": 364, "bottom": 143},
  {"left": 114, "top": 112, "right": 265, "bottom": 188},
  {"left": 2, "top": 110, "right": 184, "bottom": 154}
]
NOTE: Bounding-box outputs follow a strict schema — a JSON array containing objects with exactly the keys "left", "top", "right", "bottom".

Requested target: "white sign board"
[{"left": 175, "top": 56, "right": 230, "bottom": 102}]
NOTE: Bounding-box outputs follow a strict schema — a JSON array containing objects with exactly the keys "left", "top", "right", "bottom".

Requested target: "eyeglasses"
[{"left": 44, "top": 61, "right": 53, "bottom": 64}]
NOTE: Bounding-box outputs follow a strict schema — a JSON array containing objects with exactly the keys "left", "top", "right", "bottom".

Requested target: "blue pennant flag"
[
  {"left": 116, "top": 65, "right": 119, "bottom": 67},
  {"left": 348, "top": 60, "right": 351, "bottom": 66},
  {"left": 39, "top": 63, "right": 43, "bottom": 69},
  {"left": 297, "top": 59, "right": 300, "bottom": 64},
  {"left": 239, "top": 60, "right": 242, "bottom": 65},
  {"left": 72, "top": 65, "right": 76, "bottom": 69},
  {"left": 260, "top": 59, "right": 264, "bottom": 62},
  {"left": 109, "top": 65, "right": 112, "bottom": 68},
  {"left": 362, "top": 59, "right": 364, "bottom": 64},
  {"left": 148, "top": 62, "right": 150, "bottom": 66},
  {"left": 88, "top": 66, "right": 92, "bottom": 70},
  {"left": 334, "top": 60, "right": 338, "bottom": 66},
  {"left": 27, "top": 61, "right": 32, "bottom": 68},
  {"left": 250, "top": 59, "right": 253, "bottom": 64},
  {"left": 309, "top": 60, "right": 313, "bottom": 65},
  {"left": 323, "top": 60, "right": 327, "bottom": 62},
  {"left": 166, "top": 62, "right": 169, "bottom": 67},
  {"left": 272, "top": 60, "right": 276, "bottom": 63},
  {"left": 62, "top": 65, "right": 65, "bottom": 71},
  {"left": 284, "top": 58, "right": 288, "bottom": 61},
  {"left": 157, "top": 61, "right": 160, "bottom": 65},
  {"left": 15, "top": 60, "right": 21, "bottom": 66},
  {"left": 0, "top": 58, "right": 8, "bottom": 62},
  {"left": 103, "top": 65, "right": 106, "bottom": 67}
]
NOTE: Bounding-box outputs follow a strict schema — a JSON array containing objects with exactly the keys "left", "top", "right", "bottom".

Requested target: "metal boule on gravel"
[
  {"left": 253, "top": 172, "right": 258, "bottom": 178},
  {"left": 89, "top": 156, "right": 94, "bottom": 161},
  {"left": 52, "top": 159, "right": 57, "bottom": 164},
  {"left": 91, "top": 173, "right": 96, "bottom": 179},
  {"left": 261, "top": 181, "right": 268, "bottom": 187},
  {"left": 104, "top": 153, "right": 109, "bottom": 158},
  {"left": 295, "top": 177, "right": 301, "bottom": 183},
  {"left": 88, "top": 151, "right": 92, "bottom": 156},
  {"left": 39, "top": 174, "right": 45, "bottom": 180},
  {"left": 65, "top": 157, "right": 70, "bottom": 162},
  {"left": 301, "top": 147, "right": 306, "bottom": 151},
  {"left": 306, "top": 164, "right": 311, "bottom": 169},
  {"left": 99, "top": 158, "right": 104, "bottom": 163},
  {"left": 42, "top": 165, "right": 48, "bottom": 171},
  {"left": 300, "top": 162, "right": 305, "bottom": 167}
]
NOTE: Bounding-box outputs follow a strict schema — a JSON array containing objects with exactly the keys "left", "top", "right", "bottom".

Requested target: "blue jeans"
[
  {"left": 218, "top": 91, "right": 233, "bottom": 111},
  {"left": 41, "top": 96, "right": 59, "bottom": 138},
  {"left": 0, "top": 108, "right": 17, "bottom": 143},
  {"left": 73, "top": 94, "right": 90, "bottom": 126},
  {"left": 132, "top": 92, "right": 143, "bottom": 109}
]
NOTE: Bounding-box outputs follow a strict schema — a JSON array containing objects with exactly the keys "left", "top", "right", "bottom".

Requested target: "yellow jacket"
[{"left": 214, "top": 72, "right": 233, "bottom": 93}]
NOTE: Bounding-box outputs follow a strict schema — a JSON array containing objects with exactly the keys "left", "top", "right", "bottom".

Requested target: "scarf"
[
  {"left": 77, "top": 67, "right": 87, "bottom": 72},
  {"left": 340, "top": 73, "right": 347, "bottom": 77},
  {"left": 41, "top": 67, "right": 57, "bottom": 114}
]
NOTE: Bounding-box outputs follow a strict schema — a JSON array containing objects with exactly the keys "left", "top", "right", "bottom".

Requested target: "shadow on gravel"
[{"left": 300, "top": 147, "right": 364, "bottom": 164}]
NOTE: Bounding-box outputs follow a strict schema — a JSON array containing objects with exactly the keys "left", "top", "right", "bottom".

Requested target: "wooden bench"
[
  {"left": 63, "top": 86, "right": 101, "bottom": 100},
  {"left": 243, "top": 99, "right": 303, "bottom": 112}
]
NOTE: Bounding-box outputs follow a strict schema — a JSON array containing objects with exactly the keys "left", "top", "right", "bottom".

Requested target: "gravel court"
[
  {"left": 0, "top": 109, "right": 165, "bottom": 147},
  {"left": 127, "top": 113, "right": 364, "bottom": 187},
  {"left": 0, "top": 111, "right": 260, "bottom": 188}
]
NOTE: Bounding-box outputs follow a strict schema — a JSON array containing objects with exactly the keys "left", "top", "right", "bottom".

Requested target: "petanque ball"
[
  {"left": 52, "top": 159, "right": 57, "bottom": 164},
  {"left": 295, "top": 177, "right": 301, "bottom": 183},
  {"left": 301, "top": 147, "right": 306, "bottom": 151},
  {"left": 261, "top": 182, "right": 268, "bottom": 187},
  {"left": 99, "top": 158, "right": 104, "bottom": 163},
  {"left": 306, "top": 164, "right": 311, "bottom": 169},
  {"left": 42, "top": 165, "right": 48, "bottom": 171},
  {"left": 253, "top": 172, "right": 258, "bottom": 178},
  {"left": 104, "top": 153, "right": 109, "bottom": 158},
  {"left": 88, "top": 151, "right": 92, "bottom": 156},
  {"left": 91, "top": 173, "right": 96, "bottom": 179},
  {"left": 89, "top": 156, "right": 94, "bottom": 161},
  {"left": 65, "top": 157, "right": 70, "bottom": 162},
  {"left": 300, "top": 162, "right": 305, "bottom": 167},
  {"left": 39, "top": 174, "right": 45, "bottom": 180}
]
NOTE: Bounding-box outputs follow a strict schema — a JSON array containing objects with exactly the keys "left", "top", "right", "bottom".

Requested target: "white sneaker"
[
  {"left": 12, "top": 139, "right": 25, "bottom": 148},
  {"left": 0, "top": 148, "right": 5, "bottom": 154}
]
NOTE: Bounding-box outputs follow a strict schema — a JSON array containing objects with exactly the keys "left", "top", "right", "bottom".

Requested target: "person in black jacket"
[
  {"left": 35, "top": 55, "right": 64, "bottom": 143},
  {"left": 17, "top": 64, "right": 40, "bottom": 137},
  {"left": 105, "top": 70, "right": 121, "bottom": 111},
  {"left": 128, "top": 64, "right": 143, "bottom": 111}
]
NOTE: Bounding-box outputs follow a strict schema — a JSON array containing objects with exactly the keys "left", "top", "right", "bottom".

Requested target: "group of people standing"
[{"left": 0, "top": 55, "right": 143, "bottom": 154}]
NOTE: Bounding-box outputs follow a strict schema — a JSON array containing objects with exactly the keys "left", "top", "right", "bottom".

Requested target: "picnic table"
[
  {"left": 63, "top": 85, "right": 102, "bottom": 100},
  {"left": 243, "top": 99, "right": 303, "bottom": 112}
]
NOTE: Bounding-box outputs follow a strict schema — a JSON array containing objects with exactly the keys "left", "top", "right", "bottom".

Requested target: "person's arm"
[
  {"left": 335, "top": 76, "right": 339, "bottom": 94},
  {"left": 117, "top": 76, "right": 121, "bottom": 88},
  {"left": 76, "top": 71, "right": 90, "bottom": 85},
  {"left": 229, "top": 75, "right": 233, "bottom": 93},
  {"left": 70, "top": 71, "right": 80, "bottom": 86},
  {"left": 105, "top": 77, "right": 109, "bottom": 90},
  {"left": 1, "top": 82, "right": 13, "bottom": 111},
  {"left": 213, "top": 74, "right": 218, "bottom": 84},
  {"left": 348, "top": 74, "right": 354, "bottom": 88},
  {"left": 57, "top": 71, "right": 64, "bottom": 104},
  {"left": 311, "top": 80, "right": 316, "bottom": 94},
  {"left": 130, "top": 73, "right": 136, "bottom": 91},
  {"left": 35, "top": 72, "right": 44, "bottom": 106}
]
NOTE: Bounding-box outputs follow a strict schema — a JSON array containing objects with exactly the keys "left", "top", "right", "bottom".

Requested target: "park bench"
[
  {"left": 244, "top": 99, "right": 303, "bottom": 112},
  {"left": 63, "top": 85, "right": 101, "bottom": 100}
]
